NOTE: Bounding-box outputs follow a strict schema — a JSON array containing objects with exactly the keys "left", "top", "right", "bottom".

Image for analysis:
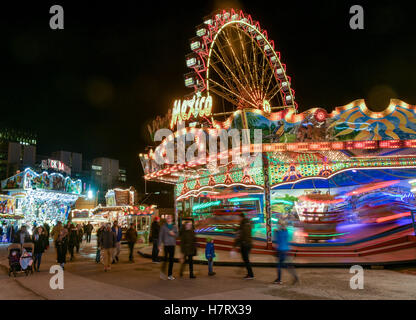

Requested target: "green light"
[
  {"left": 192, "top": 200, "right": 221, "bottom": 211},
  {"left": 229, "top": 197, "right": 259, "bottom": 202},
  {"left": 308, "top": 232, "right": 349, "bottom": 237},
  {"left": 271, "top": 199, "right": 293, "bottom": 205},
  {"left": 271, "top": 218, "right": 278, "bottom": 222},
  {"left": 251, "top": 217, "right": 260, "bottom": 221}
]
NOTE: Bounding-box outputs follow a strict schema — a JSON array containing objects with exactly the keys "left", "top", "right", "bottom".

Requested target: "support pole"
[
  {"left": 174, "top": 185, "right": 178, "bottom": 228},
  {"left": 262, "top": 152, "right": 273, "bottom": 249}
]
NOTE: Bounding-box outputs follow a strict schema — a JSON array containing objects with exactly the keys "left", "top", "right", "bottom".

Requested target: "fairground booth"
[
  {"left": 0, "top": 194, "right": 23, "bottom": 242},
  {"left": 1, "top": 167, "right": 83, "bottom": 231},
  {"left": 139, "top": 9, "right": 416, "bottom": 262},
  {"left": 90, "top": 188, "right": 156, "bottom": 240}
]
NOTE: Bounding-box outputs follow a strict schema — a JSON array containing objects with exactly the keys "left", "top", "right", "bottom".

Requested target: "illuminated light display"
[
  {"left": 11, "top": 189, "right": 80, "bottom": 226},
  {"left": 192, "top": 200, "right": 221, "bottom": 211},
  {"left": 376, "top": 212, "right": 411, "bottom": 223},
  {"left": 139, "top": 9, "right": 416, "bottom": 249},
  {"left": 229, "top": 197, "right": 259, "bottom": 202},
  {"left": 170, "top": 94, "right": 213, "bottom": 129}
]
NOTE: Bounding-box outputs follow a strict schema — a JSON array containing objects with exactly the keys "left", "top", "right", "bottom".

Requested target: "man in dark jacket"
[
  {"left": 99, "top": 223, "right": 116, "bottom": 272},
  {"left": 149, "top": 217, "right": 160, "bottom": 263},
  {"left": 179, "top": 221, "right": 197, "bottom": 279},
  {"left": 125, "top": 223, "right": 138, "bottom": 262},
  {"left": 68, "top": 224, "right": 79, "bottom": 261},
  {"left": 14, "top": 225, "right": 31, "bottom": 244},
  {"left": 234, "top": 213, "right": 254, "bottom": 279},
  {"left": 111, "top": 221, "right": 122, "bottom": 264},
  {"left": 85, "top": 222, "right": 93, "bottom": 243}
]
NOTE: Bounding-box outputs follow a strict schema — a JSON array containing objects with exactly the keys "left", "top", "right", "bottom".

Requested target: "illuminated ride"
[
  {"left": 139, "top": 9, "right": 416, "bottom": 260},
  {"left": 1, "top": 168, "right": 83, "bottom": 229}
]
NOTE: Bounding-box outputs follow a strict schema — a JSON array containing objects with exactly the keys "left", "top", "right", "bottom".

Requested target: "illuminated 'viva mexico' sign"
[{"left": 170, "top": 94, "right": 213, "bottom": 129}]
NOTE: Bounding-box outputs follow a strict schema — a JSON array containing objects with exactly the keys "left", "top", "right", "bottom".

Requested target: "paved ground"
[{"left": 0, "top": 239, "right": 416, "bottom": 300}]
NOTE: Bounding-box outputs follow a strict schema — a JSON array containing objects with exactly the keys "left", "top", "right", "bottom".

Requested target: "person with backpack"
[{"left": 274, "top": 219, "right": 298, "bottom": 285}]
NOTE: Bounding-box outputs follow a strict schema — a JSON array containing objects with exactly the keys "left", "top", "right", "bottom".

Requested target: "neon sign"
[
  {"left": 41, "top": 159, "right": 71, "bottom": 175},
  {"left": 170, "top": 94, "right": 213, "bottom": 129}
]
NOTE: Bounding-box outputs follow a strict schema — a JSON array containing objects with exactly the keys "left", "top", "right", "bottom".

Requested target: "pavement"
[{"left": 1, "top": 239, "right": 416, "bottom": 300}]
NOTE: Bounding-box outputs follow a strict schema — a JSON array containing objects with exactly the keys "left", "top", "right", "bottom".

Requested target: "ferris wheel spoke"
[
  {"left": 208, "top": 86, "right": 240, "bottom": 107},
  {"left": 209, "top": 78, "right": 259, "bottom": 109},
  {"left": 264, "top": 63, "right": 276, "bottom": 98},
  {"left": 221, "top": 28, "right": 256, "bottom": 101},
  {"left": 209, "top": 60, "right": 240, "bottom": 96},
  {"left": 236, "top": 28, "right": 258, "bottom": 99},
  {"left": 211, "top": 47, "right": 256, "bottom": 103},
  {"left": 250, "top": 36, "right": 260, "bottom": 99},
  {"left": 266, "top": 82, "right": 283, "bottom": 102}
]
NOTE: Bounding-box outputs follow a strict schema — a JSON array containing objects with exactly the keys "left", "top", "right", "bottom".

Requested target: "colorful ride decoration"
[
  {"left": 139, "top": 9, "right": 416, "bottom": 246},
  {"left": 2, "top": 168, "right": 82, "bottom": 194}
]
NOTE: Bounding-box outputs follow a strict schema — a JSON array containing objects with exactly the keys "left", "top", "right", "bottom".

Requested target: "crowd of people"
[{"left": 5, "top": 213, "right": 299, "bottom": 285}]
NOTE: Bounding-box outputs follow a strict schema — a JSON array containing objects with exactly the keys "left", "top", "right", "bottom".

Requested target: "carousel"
[{"left": 139, "top": 9, "right": 416, "bottom": 256}]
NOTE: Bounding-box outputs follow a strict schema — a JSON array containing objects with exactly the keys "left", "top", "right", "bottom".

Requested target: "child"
[{"left": 205, "top": 237, "right": 216, "bottom": 276}]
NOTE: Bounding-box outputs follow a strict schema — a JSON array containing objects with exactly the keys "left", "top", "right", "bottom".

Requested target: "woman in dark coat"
[
  {"left": 56, "top": 227, "right": 69, "bottom": 269},
  {"left": 179, "top": 221, "right": 197, "bottom": 279},
  {"left": 32, "top": 226, "right": 49, "bottom": 271},
  {"left": 68, "top": 224, "right": 79, "bottom": 261}
]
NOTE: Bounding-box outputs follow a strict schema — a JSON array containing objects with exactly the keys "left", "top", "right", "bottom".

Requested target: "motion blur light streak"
[{"left": 376, "top": 212, "right": 411, "bottom": 223}]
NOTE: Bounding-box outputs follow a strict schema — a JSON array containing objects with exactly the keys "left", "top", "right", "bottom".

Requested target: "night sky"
[{"left": 1, "top": 0, "right": 415, "bottom": 194}]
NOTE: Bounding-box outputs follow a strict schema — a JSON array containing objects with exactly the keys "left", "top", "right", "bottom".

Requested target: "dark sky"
[{"left": 1, "top": 0, "right": 415, "bottom": 194}]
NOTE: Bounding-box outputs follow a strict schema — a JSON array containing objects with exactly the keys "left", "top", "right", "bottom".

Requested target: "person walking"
[
  {"left": 274, "top": 219, "right": 298, "bottom": 285},
  {"left": 234, "top": 213, "right": 254, "bottom": 280},
  {"left": 76, "top": 224, "right": 83, "bottom": 252},
  {"left": 51, "top": 221, "right": 63, "bottom": 262},
  {"left": 68, "top": 224, "right": 79, "bottom": 261},
  {"left": 85, "top": 222, "right": 93, "bottom": 243},
  {"left": 14, "top": 225, "right": 31, "bottom": 244},
  {"left": 43, "top": 222, "right": 50, "bottom": 239},
  {"left": 149, "top": 217, "right": 160, "bottom": 263},
  {"left": 158, "top": 215, "right": 178, "bottom": 280},
  {"left": 205, "top": 237, "right": 216, "bottom": 276},
  {"left": 125, "top": 223, "right": 138, "bottom": 263},
  {"left": 99, "top": 223, "right": 116, "bottom": 272},
  {"left": 56, "top": 227, "right": 69, "bottom": 270},
  {"left": 111, "top": 221, "right": 122, "bottom": 264},
  {"left": 96, "top": 224, "right": 105, "bottom": 263},
  {"left": 32, "top": 226, "right": 48, "bottom": 272},
  {"left": 179, "top": 221, "right": 197, "bottom": 279}
]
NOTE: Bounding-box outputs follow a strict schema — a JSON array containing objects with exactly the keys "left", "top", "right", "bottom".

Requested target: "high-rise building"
[
  {"left": 51, "top": 150, "right": 83, "bottom": 173},
  {"left": 91, "top": 157, "right": 128, "bottom": 204},
  {"left": 0, "top": 127, "right": 37, "bottom": 179}
]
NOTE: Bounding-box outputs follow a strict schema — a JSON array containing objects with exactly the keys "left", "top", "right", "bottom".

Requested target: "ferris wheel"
[{"left": 184, "top": 9, "right": 297, "bottom": 116}]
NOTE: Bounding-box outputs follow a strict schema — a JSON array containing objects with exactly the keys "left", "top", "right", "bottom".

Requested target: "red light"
[{"left": 376, "top": 212, "right": 411, "bottom": 223}]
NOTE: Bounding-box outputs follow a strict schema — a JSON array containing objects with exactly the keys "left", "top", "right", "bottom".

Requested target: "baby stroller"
[{"left": 8, "top": 243, "right": 34, "bottom": 277}]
